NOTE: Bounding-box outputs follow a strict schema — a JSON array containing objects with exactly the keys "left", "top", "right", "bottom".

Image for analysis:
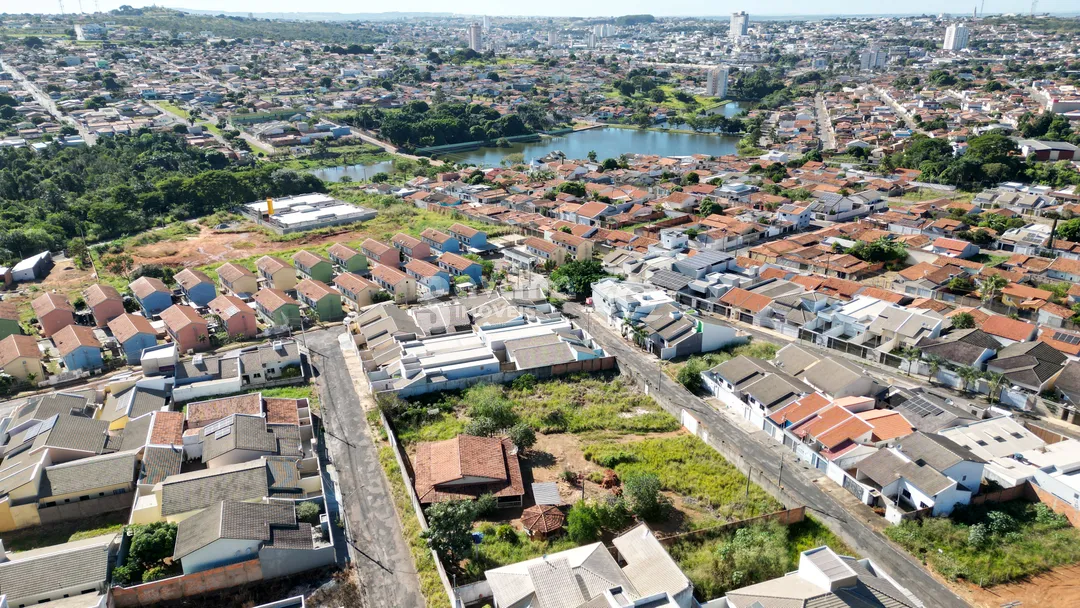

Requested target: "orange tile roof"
[
  {"left": 857, "top": 410, "right": 914, "bottom": 442},
  {"left": 149, "top": 411, "right": 184, "bottom": 446},
  {"left": 719, "top": 287, "right": 772, "bottom": 313},
  {"left": 0, "top": 334, "right": 41, "bottom": 367},
  {"left": 982, "top": 315, "right": 1037, "bottom": 342}
]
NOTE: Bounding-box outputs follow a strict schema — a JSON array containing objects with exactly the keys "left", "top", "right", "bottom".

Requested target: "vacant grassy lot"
[
  {"left": 3, "top": 512, "right": 126, "bottom": 552},
  {"left": 670, "top": 516, "right": 853, "bottom": 601},
  {"left": 885, "top": 501, "right": 1080, "bottom": 587},
  {"left": 464, "top": 523, "right": 578, "bottom": 581},
  {"left": 260, "top": 384, "right": 319, "bottom": 412}
]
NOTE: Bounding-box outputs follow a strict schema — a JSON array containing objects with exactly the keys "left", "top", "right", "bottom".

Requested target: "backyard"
[
  {"left": 2, "top": 511, "right": 127, "bottom": 553},
  {"left": 384, "top": 373, "right": 804, "bottom": 590},
  {"left": 884, "top": 500, "right": 1080, "bottom": 587},
  {"left": 664, "top": 341, "right": 780, "bottom": 392}
]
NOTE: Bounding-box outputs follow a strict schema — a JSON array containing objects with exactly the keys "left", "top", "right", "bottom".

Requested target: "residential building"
[
  {"left": 363, "top": 238, "right": 402, "bottom": 269},
  {"left": 82, "top": 284, "right": 125, "bottom": 327},
  {"left": 161, "top": 304, "right": 211, "bottom": 354},
  {"left": 208, "top": 294, "right": 258, "bottom": 340},
  {"left": 292, "top": 251, "right": 334, "bottom": 283},
  {"left": 0, "top": 334, "right": 43, "bottom": 383},
  {"left": 107, "top": 313, "right": 158, "bottom": 364},
  {"left": 11, "top": 251, "right": 52, "bottom": 283},
  {"left": 468, "top": 22, "right": 483, "bottom": 52},
  {"left": 549, "top": 230, "right": 595, "bottom": 261},
  {"left": 53, "top": 324, "right": 103, "bottom": 371},
  {"left": 217, "top": 262, "right": 258, "bottom": 299},
  {"left": 413, "top": 435, "right": 524, "bottom": 507},
  {"left": 448, "top": 223, "right": 488, "bottom": 250},
  {"left": 405, "top": 259, "right": 453, "bottom": 298},
  {"left": 705, "top": 66, "right": 728, "bottom": 98},
  {"left": 174, "top": 268, "right": 217, "bottom": 307},
  {"left": 437, "top": 252, "right": 483, "bottom": 286},
  {"left": 370, "top": 265, "right": 417, "bottom": 304},
  {"left": 944, "top": 23, "right": 970, "bottom": 51},
  {"left": 257, "top": 256, "right": 297, "bottom": 291},
  {"left": 253, "top": 289, "right": 302, "bottom": 328},
  {"left": 420, "top": 228, "right": 460, "bottom": 254},
  {"left": 391, "top": 233, "right": 431, "bottom": 261},
  {"left": 730, "top": 11, "right": 748, "bottom": 38},
  {"left": 129, "top": 276, "right": 173, "bottom": 317},
  {"left": 0, "top": 302, "right": 20, "bottom": 340},
  {"left": 638, "top": 303, "right": 748, "bottom": 360},
  {"left": 523, "top": 236, "right": 566, "bottom": 266},
  {"left": 333, "top": 272, "right": 379, "bottom": 309},
  {"left": 296, "top": 279, "right": 344, "bottom": 322},
  {"left": 327, "top": 243, "right": 369, "bottom": 274},
  {"left": 31, "top": 292, "right": 75, "bottom": 338},
  {"left": 0, "top": 534, "right": 114, "bottom": 607}
]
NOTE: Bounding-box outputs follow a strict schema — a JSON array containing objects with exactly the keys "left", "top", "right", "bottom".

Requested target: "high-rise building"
[
  {"left": 588, "top": 32, "right": 598, "bottom": 49},
  {"left": 705, "top": 67, "right": 729, "bottom": 98},
  {"left": 944, "top": 23, "right": 970, "bottom": 51},
  {"left": 548, "top": 31, "right": 558, "bottom": 46},
  {"left": 468, "top": 23, "right": 483, "bottom": 53},
  {"left": 592, "top": 24, "right": 613, "bottom": 38},
  {"left": 482, "top": 15, "right": 490, "bottom": 31},
  {"left": 730, "top": 12, "right": 749, "bottom": 39},
  {"left": 859, "top": 46, "right": 888, "bottom": 71}
]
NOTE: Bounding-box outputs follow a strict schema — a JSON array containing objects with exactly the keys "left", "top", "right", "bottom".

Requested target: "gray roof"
[
  {"left": 12, "top": 391, "right": 94, "bottom": 427},
  {"left": 857, "top": 449, "right": 954, "bottom": 496},
  {"left": 140, "top": 446, "right": 184, "bottom": 485},
  {"left": 674, "top": 249, "right": 732, "bottom": 272},
  {"left": 39, "top": 451, "right": 137, "bottom": 498},
  {"left": 160, "top": 459, "right": 271, "bottom": 516},
  {"left": 710, "top": 355, "right": 777, "bottom": 389},
  {"left": 988, "top": 341, "right": 1067, "bottom": 388},
  {"left": 513, "top": 342, "right": 576, "bottom": 368},
  {"left": 612, "top": 524, "right": 691, "bottom": 601},
  {"left": 173, "top": 500, "right": 298, "bottom": 559},
  {"left": 649, "top": 270, "right": 692, "bottom": 292},
  {"left": 897, "top": 431, "right": 985, "bottom": 469},
  {"left": 201, "top": 414, "right": 302, "bottom": 464},
  {"left": 743, "top": 373, "right": 811, "bottom": 411},
  {"left": 119, "top": 411, "right": 154, "bottom": 452},
  {"left": 0, "top": 538, "right": 111, "bottom": 603},
  {"left": 798, "top": 357, "right": 875, "bottom": 398},
  {"left": 1056, "top": 360, "right": 1080, "bottom": 403},
  {"left": 888, "top": 389, "right": 978, "bottom": 433},
  {"left": 773, "top": 344, "right": 821, "bottom": 376},
  {"left": 128, "top": 387, "right": 169, "bottom": 419},
  {"left": 31, "top": 414, "right": 109, "bottom": 454},
  {"left": 918, "top": 328, "right": 1001, "bottom": 366},
  {"left": 532, "top": 482, "right": 561, "bottom": 506}
]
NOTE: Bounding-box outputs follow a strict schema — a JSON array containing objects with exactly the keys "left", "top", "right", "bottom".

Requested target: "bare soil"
[{"left": 963, "top": 564, "right": 1080, "bottom": 608}]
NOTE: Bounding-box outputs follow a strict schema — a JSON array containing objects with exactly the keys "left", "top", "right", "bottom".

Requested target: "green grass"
[
  {"left": 666, "top": 341, "right": 780, "bottom": 385},
  {"left": 583, "top": 435, "right": 781, "bottom": 519},
  {"left": 670, "top": 515, "right": 852, "bottom": 601},
  {"left": 464, "top": 524, "right": 577, "bottom": 581},
  {"left": 156, "top": 101, "right": 190, "bottom": 120},
  {"left": 260, "top": 384, "right": 319, "bottom": 412},
  {"left": 885, "top": 501, "right": 1080, "bottom": 587},
  {"left": 3, "top": 513, "right": 126, "bottom": 553},
  {"left": 971, "top": 253, "right": 1011, "bottom": 267},
  {"left": 378, "top": 446, "right": 450, "bottom": 608}
]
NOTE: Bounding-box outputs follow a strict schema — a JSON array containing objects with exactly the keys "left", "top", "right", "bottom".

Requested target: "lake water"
[
  {"left": 442, "top": 103, "right": 744, "bottom": 167},
  {"left": 308, "top": 160, "right": 395, "bottom": 183}
]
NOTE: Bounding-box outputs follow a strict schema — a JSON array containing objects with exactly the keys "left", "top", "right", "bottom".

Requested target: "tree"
[
  {"left": 698, "top": 199, "right": 719, "bottom": 217},
  {"left": 587, "top": 150, "right": 597, "bottom": 162},
  {"left": 566, "top": 501, "right": 603, "bottom": 543},
  {"left": 67, "top": 237, "right": 91, "bottom": 270},
  {"left": 549, "top": 259, "right": 608, "bottom": 298},
  {"left": 951, "top": 312, "right": 976, "bottom": 329},
  {"left": 948, "top": 276, "right": 975, "bottom": 292},
  {"left": 487, "top": 71, "right": 501, "bottom": 82},
  {"left": 985, "top": 371, "right": 1007, "bottom": 404},
  {"left": 676, "top": 357, "right": 707, "bottom": 392},
  {"left": 128, "top": 522, "right": 177, "bottom": 573},
  {"left": 422, "top": 500, "right": 477, "bottom": 561},
  {"left": 980, "top": 274, "right": 1009, "bottom": 303},
  {"left": 623, "top": 472, "right": 667, "bottom": 521},
  {"left": 297, "top": 501, "right": 321, "bottom": 524},
  {"left": 509, "top": 423, "right": 536, "bottom": 452},
  {"left": 957, "top": 366, "right": 981, "bottom": 393},
  {"left": 925, "top": 354, "right": 946, "bottom": 383},
  {"left": 556, "top": 181, "right": 586, "bottom": 197}
]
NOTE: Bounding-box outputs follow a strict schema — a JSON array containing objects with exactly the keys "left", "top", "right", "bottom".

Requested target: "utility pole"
[{"left": 778, "top": 455, "right": 784, "bottom": 490}]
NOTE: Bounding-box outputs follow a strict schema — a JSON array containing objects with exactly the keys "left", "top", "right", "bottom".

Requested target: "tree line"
[{"left": 344, "top": 101, "right": 537, "bottom": 152}]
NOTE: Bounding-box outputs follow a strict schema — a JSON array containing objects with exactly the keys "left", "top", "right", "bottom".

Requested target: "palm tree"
[
  {"left": 900, "top": 345, "right": 921, "bottom": 375},
  {"left": 980, "top": 275, "right": 1008, "bottom": 305},
  {"left": 957, "top": 366, "right": 981, "bottom": 393},
  {"left": 925, "top": 354, "right": 945, "bottom": 384},
  {"left": 984, "top": 371, "right": 1007, "bottom": 404}
]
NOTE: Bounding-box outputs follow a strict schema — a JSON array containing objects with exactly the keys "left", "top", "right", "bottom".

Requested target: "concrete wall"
[
  {"left": 258, "top": 545, "right": 335, "bottom": 579},
  {"left": 388, "top": 356, "right": 617, "bottom": 398},
  {"left": 37, "top": 491, "right": 133, "bottom": 525},
  {"left": 183, "top": 539, "right": 260, "bottom": 575},
  {"left": 656, "top": 507, "right": 806, "bottom": 547},
  {"left": 112, "top": 559, "right": 263, "bottom": 607},
  {"left": 172, "top": 376, "right": 243, "bottom": 404}
]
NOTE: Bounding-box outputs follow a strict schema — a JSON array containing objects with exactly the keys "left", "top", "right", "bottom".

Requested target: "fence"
[
  {"left": 37, "top": 492, "right": 133, "bottom": 525},
  {"left": 112, "top": 559, "right": 263, "bottom": 607},
  {"left": 655, "top": 506, "right": 805, "bottom": 547}
]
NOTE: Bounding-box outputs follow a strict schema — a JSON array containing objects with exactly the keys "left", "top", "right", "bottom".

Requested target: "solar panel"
[
  {"left": 1053, "top": 332, "right": 1080, "bottom": 345},
  {"left": 214, "top": 427, "right": 232, "bottom": 440},
  {"left": 901, "top": 395, "right": 944, "bottom": 418},
  {"left": 203, "top": 416, "right": 233, "bottom": 435}
]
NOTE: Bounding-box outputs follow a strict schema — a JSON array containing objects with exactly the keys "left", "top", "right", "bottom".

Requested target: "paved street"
[
  {"left": 0, "top": 58, "right": 96, "bottom": 145},
  {"left": 306, "top": 327, "right": 423, "bottom": 608},
  {"left": 814, "top": 93, "right": 836, "bottom": 150},
  {"left": 566, "top": 301, "right": 970, "bottom": 608}
]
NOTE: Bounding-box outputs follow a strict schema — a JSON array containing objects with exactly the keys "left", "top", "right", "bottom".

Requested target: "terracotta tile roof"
[
  {"left": 32, "top": 292, "right": 73, "bottom": 317},
  {"left": 53, "top": 324, "right": 100, "bottom": 356},
  {"left": 187, "top": 393, "right": 263, "bottom": 429},
  {"left": 362, "top": 238, "right": 395, "bottom": 257},
  {"left": 524, "top": 236, "right": 559, "bottom": 254},
  {"left": 256, "top": 256, "right": 292, "bottom": 274},
  {"left": 129, "top": 276, "right": 169, "bottom": 299},
  {"left": 933, "top": 237, "right": 972, "bottom": 253},
  {"left": 149, "top": 411, "right": 185, "bottom": 446},
  {"left": 857, "top": 409, "right": 914, "bottom": 442},
  {"left": 83, "top": 284, "right": 121, "bottom": 308},
  {"left": 333, "top": 272, "right": 378, "bottom": 294},
  {"left": 208, "top": 295, "right": 252, "bottom": 320},
  {"left": 439, "top": 252, "right": 478, "bottom": 272},
  {"left": 292, "top": 250, "right": 329, "bottom": 268},
  {"left": 857, "top": 286, "right": 906, "bottom": 304},
  {"left": 449, "top": 223, "right": 480, "bottom": 238},
  {"left": 265, "top": 398, "right": 302, "bottom": 426},
  {"left": 160, "top": 305, "right": 208, "bottom": 331},
  {"left": 413, "top": 435, "right": 524, "bottom": 504},
  {"left": 420, "top": 228, "right": 453, "bottom": 244},
  {"left": 982, "top": 315, "right": 1037, "bottom": 342},
  {"left": 174, "top": 268, "right": 213, "bottom": 289},
  {"left": 406, "top": 259, "right": 444, "bottom": 278},
  {"left": 217, "top": 262, "right": 255, "bottom": 283},
  {"left": 759, "top": 267, "right": 790, "bottom": 281},
  {"left": 769, "top": 392, "right": 831, "bottom": 426},
  {"left": 253, "top": 288, "right": 298, "bottom": 312},
  {"left": 0, "top": 334, "right": 41, "bottom": 367},
  {"left": 328, "top": 243, "right": 362, "bottom": 261},
  {"left": 108, "top": 313, "right": 156, "bottom": 343},
  {"left": 371, "top": 265, "right": 409, "bottom": 285},
  {"left": 392, "top": 233, "right": 423, "bottom": 249},
  {"left": 0, "top": 301, "right": 17, "bottom": 322},
  {"left": 296, "top": 278, "right": 338, "bottom": 301},
  {"left": 719, "top": 287, "right": 772, "bottom": 313},
  {"left": 1049, "top": 256, "right": 1080, "bottom": 275}
]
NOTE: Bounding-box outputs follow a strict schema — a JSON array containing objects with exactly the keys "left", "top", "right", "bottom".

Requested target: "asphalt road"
[
  {"left": 307, "top": 327, "right": 423, "bottom": 608},
  {"left": 566, "top": 301, "right": 970, "bottom": 608},
  {"left": 0, "top": 58, "right": 96, "bottom": 145}
]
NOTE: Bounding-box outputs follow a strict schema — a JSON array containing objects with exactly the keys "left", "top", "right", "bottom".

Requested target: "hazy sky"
[{"left": 17, "top": 0, "right": 1079, "bottom": 18}]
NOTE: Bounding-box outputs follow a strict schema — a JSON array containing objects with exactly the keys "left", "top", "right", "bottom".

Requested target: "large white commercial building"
[
  {"left": 730, "top": 12, "right": 749, "bottom": 39},
  {"left": 706, "top": 66, "right": 729, "bottom": 98},
  {"left": 944, "top": 23, "right": 970, "bottom": 51}
]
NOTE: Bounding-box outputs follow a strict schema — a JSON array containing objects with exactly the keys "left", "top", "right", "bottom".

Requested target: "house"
[
  {"left": 363, "top": 238, "right": 402, "bottom": 268},
  {"left": 292, "top": 250, "right": 334, "bottom": 283},
  {"left": 296, "top": 279, "right": 344, "bottom": 322},
  {"left": 917, "top": 328, "right": 1000, "bottom": 372},
  {"left": 485, "top": 523, "right": 694, "bottom": 608},
  {"left": 31, "top": 292, "right": 75, "bottom": 338},
  {"left": 327, "top": 243, "right": 369, "bottom": 274},
  {"left": 715, "top": 546, "right": 918, "bottom": 608},
  {"left": 172, "top": 501, "right": 313, "bottom": 575},
  {"left": 405, "top": 259, "right": 453, "bottom": 298},
  {"left": 370, "top": 265, "right": 417, "bottom": 304},
  {"left": 0, "top": 534, "right": 114, "bottom": 607},
  {"left": 0, "top": 334, "right": 43, "bottom": 383},
  {"left": 53, "top": 324, "right": 103, "bottom": 371},
  {"left": 256, "top": 256, "right": 297, "bottom": 291},
  {"left": 420, "top": 228, "right": 460, "bottom": 254},
  {"left": 157, "top": 457, "right": 304, "bottom": 522},
  {"left": 82, "top": 284, "right": 125, "bottom": 327},
  {"left": 174, "top": 268, "right": 217, "bottom": 307},
  {"left": 107, "top": 313, "right": 158, "bottom": 364},
  {"left": 0, "top": 302, "right": 20, "bottom": 340},
  {"left": 981, "top": 315, "right": 1037, "bottom": 345},
  {"left": 333, "top": 272, "right": 379, "bottom": 309},
  {"left": 129, "top": 276, "right": 173, "bottom": 317},
  {"left": 775, "top": 345, "right": 885, "bottom": 400},
  {"left": 523, "top": 236, "right": 566, "bottom": 266},
  {"left": 391, "top": 233, "right": 431, "bottom": 261},
  {"left": 437, "top": 252, "right": 483, "bottom": 286},
  {"left": 253, "top": 289, "right": 302, "bottom": 328},
  {"left": 412, "top": 435, "right": 524, "bottom": 507},
  {"left": 549, "top": 230, "right": 595, "bottom": 261},
  {"left": 217, "top": 262, "right": 258, "bottom": 299},
  {"left": 703, "top": 355, "right": 813, "bottom": 413},
  {"left": 448, "top": 223, "right": 487, "bottom": 250},
  {"left": 208, "top": 294, "right": 258, "bottom": 339},
  {"left": 638, "top": 303, "right": 748, "bottom": 360},
  {"left": 940, "top": 416, "right": 1045, "bottom": 462},
  {"left": 985, "top": 340, "right": 1067, "bottom": 394},
  {"left": 10, "top": 250, "right": 52, "bottom": 283},
  {"left": 161, "top": 304, "right": 211, "bottom": 354},
  {"left": 199, "top": 413, "right": 302, "bottom": 468},
  {"left": 928, "top": 237, "right": 979, "bottom": 259}
]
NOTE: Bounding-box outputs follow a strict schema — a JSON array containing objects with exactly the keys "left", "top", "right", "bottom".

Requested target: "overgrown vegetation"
[
  {"left": 885, "top": 501, "right": 1080, "bottom": 587},
  {"left": 112, "top": 522, "right": 179, "bottom": 585},
  {"left": 672, "top": 341, "right": 780, "bottom": 392}
]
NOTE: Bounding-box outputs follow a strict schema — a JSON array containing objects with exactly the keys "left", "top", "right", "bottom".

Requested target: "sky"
[{"left": 12, "top": 0, "right": 1080, "bottom": 18}]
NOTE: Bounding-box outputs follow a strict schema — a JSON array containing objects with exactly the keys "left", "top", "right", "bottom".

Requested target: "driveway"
[
  {"left": 566, "top": 301, "right": 970, "bottom": 608},
  {"left": 306, "top": 326, "right": 423, "bottom": 608}
]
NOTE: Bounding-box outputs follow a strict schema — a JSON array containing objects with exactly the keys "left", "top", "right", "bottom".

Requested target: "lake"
[{"left": 308, "top": 160, "right": 395, "bottom": 183}]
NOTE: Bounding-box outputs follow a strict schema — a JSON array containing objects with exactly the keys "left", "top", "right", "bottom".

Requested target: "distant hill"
[{"left": 172, "top": 8, "right": 455, "bottom": 22}]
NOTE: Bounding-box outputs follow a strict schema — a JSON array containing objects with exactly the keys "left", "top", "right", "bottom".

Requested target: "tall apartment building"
[
  {"left": 468, "top": 23, "right": 484, "bottom": 52},
  {"left": 730, "top": 12, "right": 749, "bottom": 39},
  {"left": 593, "top": 24, "right": 613, "bottom": 38},
  {"left": 859, "top": 46, "right": 888, "bottom": 71},
  {"left": 705, "top": 67, "right": 729, "bottom": 98},
  {"left": 944, "top": 23, "right": 970, "bottom": 51},
  {"left": 548, "top": 31, "right": 558, "bottom": 46}
]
